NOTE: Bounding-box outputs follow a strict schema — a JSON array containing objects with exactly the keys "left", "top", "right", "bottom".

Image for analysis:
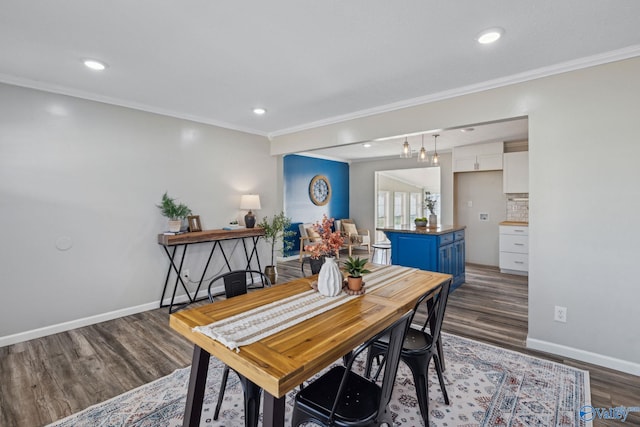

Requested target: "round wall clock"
[{"left": 309, "top": 175, "right": 331, "bottom": 206}]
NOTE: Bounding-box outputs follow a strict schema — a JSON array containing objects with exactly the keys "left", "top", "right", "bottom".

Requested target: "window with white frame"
[
  {"left": 376, "top": 191, "right": 390, "bottom": 242},
  {"left": 409, "top": 192, "right": 422, "bottom": 221},
  {"left": 377, "top": 191, "right": 390, "bottom": 228},
  {"left": 393, "top": 192, "right": 408, "bottom": 226}
]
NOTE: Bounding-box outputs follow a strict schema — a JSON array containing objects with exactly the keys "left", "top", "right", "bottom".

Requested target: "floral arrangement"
[
  {"left": 424, "top": 191, "right": 437, "bottom": 215},
  {"left": 304, "top": 214, "right": 344, "bottom": 259}
]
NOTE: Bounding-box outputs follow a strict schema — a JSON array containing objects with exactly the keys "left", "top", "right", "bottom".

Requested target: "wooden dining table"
[{"left": 170, "top": 265, "right": 452, "bottom": 427}]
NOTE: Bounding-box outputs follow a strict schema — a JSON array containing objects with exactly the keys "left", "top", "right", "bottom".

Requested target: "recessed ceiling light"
[
  {"left": 83, "top": 59, "right": 107, "bottom": 71},
  {"left": 477, "top": 28, "right": 504, "bottom": 44},
  {"left": 253, "top": 107, "right": 266, "bottom": 115},
  {"left": 363, "top": 143, "right": 372, "bottom": 148}
]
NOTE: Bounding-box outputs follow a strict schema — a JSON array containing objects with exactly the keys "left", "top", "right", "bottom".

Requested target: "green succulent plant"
[{"left": 343, "top": 256, "right": 371, "bottom": 278}]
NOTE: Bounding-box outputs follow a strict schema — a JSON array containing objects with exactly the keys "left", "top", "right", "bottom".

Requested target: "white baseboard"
[
  {"left": 527, "top": 336, "right": 640, "bottom": 376},
  {"left": 0, "top": 289, "right": 215, "bottom": 348},
  {"left": 0, "top": 281, "right": 272, "bottom": 348},
  {"left": 0, "top": 301, "right": 154, "bottom": 348}
]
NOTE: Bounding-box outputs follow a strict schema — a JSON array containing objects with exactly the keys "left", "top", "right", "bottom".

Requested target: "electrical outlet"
[
  {"left": 554, "top": 306, "right": 567, "bottom": 323},
  {"left": 181, "top": 269, "right": 190, "bottom": 282}
]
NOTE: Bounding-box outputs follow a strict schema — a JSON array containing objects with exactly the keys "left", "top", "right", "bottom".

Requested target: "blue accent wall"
[{"left": 283, "top": 155, "right": 349, "bottom": 256}]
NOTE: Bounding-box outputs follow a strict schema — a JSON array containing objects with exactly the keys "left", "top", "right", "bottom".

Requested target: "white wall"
[
  {"left": 271, "top": 57, "right": 640, "bottom": 374},
  {"left": 454, "top": 171, "right": 507, "bottom": 266},
  {"left": 0, "top": 83, "right": 275, "bottom": 344}
]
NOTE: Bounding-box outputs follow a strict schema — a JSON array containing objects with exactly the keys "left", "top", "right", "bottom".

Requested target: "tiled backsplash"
[{"left": 506, "top": 194, "right": 529, "bottom": 222}]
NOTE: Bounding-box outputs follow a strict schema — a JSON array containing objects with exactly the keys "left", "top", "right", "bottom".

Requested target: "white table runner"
[{"left": 194, "top": 264, "right": 417, "bottom": 351}]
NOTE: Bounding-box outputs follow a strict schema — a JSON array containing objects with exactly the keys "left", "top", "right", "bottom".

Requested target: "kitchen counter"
[
  {"left": 377, "top": 224, "right": 466, "bottom": 235},
  {"left": 499, "top": 221, "right": 528, "bottom": 226},
  {"left": 377, "top": 225, "right": 466, "bottom": 291}
]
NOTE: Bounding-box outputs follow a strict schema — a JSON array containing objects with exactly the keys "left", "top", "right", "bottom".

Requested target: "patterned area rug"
[{"left": 48, "top": 333, "right": 590, "bottom": 427}]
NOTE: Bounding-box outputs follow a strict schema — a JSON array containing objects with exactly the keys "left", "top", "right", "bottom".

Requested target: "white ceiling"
[
  {"left": 2, "top": 1, "right": 639, "bottom": 141},
  {"left": 303, "top": 117, "right": 529, "bottom": 162}
]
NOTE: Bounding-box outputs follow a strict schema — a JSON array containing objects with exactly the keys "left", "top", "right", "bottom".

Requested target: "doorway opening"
[{"left": 375, "top": 167, "right": 440, "bottom": 242}]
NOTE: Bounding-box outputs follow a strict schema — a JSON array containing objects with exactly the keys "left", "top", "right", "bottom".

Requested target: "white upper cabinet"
[
  {"left": 453, "top": 141, "right": 504, "bottom": 172},
  {"left": 503, "top": 151, "right": 529, "bottom": 193}
]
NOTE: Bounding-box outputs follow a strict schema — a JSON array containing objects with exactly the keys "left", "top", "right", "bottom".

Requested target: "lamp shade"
[
  {"left": 240, "top": 194, "right": 261, "bottom": 228},
  {"left": 400, "top": 137, "right": 412, "bottom": 158},
  {"left": 240, "top": 194, "right": 261, "bottom": 210}
]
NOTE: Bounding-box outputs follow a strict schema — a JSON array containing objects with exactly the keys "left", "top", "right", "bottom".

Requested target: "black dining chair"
[
  {"left": 207, "top": 270, "right": 271, "bottom": 421},
  {"left": 291, "top": 310, "right": 413, "bottom": 427},
  {"left": 364, "top": 278, "right": 452, "bottom": 427}
]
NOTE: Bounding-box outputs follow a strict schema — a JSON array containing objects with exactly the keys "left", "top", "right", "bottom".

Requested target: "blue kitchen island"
[{"left": 378, "top": 225, "right": 466, "bottom": 291}]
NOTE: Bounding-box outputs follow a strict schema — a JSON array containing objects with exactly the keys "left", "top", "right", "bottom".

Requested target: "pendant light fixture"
[
  {"left": 400, "top": 137, "right": 412, "bottom": 158},
  {"left": 418, "top": 134, "right": 428, "bottom": 163},
  {"left": 432, "top": 134, "right": 440, "bottom": 165}
]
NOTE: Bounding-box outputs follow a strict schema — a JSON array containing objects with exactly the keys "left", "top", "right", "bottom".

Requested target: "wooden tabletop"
[
  {"left": 170, "top": 266, "right": 451, "bottom": 398},
  {"left": 157, "top": 227, "right": 265, "bottom": 246}
]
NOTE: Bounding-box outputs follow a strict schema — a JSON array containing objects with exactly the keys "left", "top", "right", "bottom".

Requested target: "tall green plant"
[{"left": 258, "top": 212, "right": 295, "bottom": 266}]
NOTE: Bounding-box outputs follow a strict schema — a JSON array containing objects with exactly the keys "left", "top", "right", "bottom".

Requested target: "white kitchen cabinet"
[
  {"left": 499, "top": 224, "right": 528, "bottom": 275},
  {"left": 503, "top": 151, "right": 529, "bottom": 193},
  {"left": 453, "top": 141, "right": 504, "bottom": 172}
]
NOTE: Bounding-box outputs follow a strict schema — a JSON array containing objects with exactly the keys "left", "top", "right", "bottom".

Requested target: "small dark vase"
[{"left": 309, "top": 256, "right": 325, "bottom": 275}]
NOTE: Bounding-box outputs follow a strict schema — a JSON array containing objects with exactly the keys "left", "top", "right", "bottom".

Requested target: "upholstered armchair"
[
  {"left": 299, "top": 223, "right": 318, "bottom": 261},
  {"left": 337, "top": 219, "right": 371, "bottom": 257}
]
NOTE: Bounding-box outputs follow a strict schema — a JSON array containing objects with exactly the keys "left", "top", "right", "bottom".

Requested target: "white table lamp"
[{"left": 240, "top": 194, "right": 261, "bottom": 228}]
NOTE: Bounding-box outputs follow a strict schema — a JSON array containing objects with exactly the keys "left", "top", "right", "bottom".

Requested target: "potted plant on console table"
[
  {"left": 157, "top": 191, "right": 192, "bottom": 232},
  {"left": 258, "top": 212, "right": 295, "bottom": 284},
  {"left": 343, "top": 256, "right": 371, "bottom": 291}
]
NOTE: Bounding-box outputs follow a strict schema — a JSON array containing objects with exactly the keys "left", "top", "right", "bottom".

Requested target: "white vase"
[
  {"left": 168, "top": 219, "right": 182, "bottom": 232},
  {"left": 317, "top": 257, "right": 343, "bottom": 297}
]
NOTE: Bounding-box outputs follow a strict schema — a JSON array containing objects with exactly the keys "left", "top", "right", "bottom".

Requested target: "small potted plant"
[
  {"left": 157, "top": 192, "right": 192, "bottom": 232},
  {"left": 343, "top": 256, "right": 371, "bottom": 291},
  {"left": 258, "top": 212, "right": 296, "bottom": 284},
  {"left": 414, "top": 217, "right": 428, "bottom": 227}
]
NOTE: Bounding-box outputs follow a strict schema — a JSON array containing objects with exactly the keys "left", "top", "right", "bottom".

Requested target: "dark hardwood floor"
[{"left": 1, "top": 254, "right": 638, "bottom": 426}]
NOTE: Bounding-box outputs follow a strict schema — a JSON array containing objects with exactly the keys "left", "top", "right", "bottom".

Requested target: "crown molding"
[
  {"left": 291, "top": 152, "right": 351, "bottom": 164},
  {"left": 0, "top": 73, "right": 269, "bottom": 137},
  {"left": 2, "top": 45, "right": 638, "bottom": 139},
  {"left": 270, "top": 45, "right": 640, "bottom": 138}
]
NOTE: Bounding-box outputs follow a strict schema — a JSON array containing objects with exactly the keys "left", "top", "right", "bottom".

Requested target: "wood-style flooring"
[{"left": 1, "top": 255, "right": 638, "bottom": 426}]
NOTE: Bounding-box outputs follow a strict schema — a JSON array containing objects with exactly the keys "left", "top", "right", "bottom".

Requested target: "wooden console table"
[{"left": 157, "top": 227, "right": 265, "bottom": 313}]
